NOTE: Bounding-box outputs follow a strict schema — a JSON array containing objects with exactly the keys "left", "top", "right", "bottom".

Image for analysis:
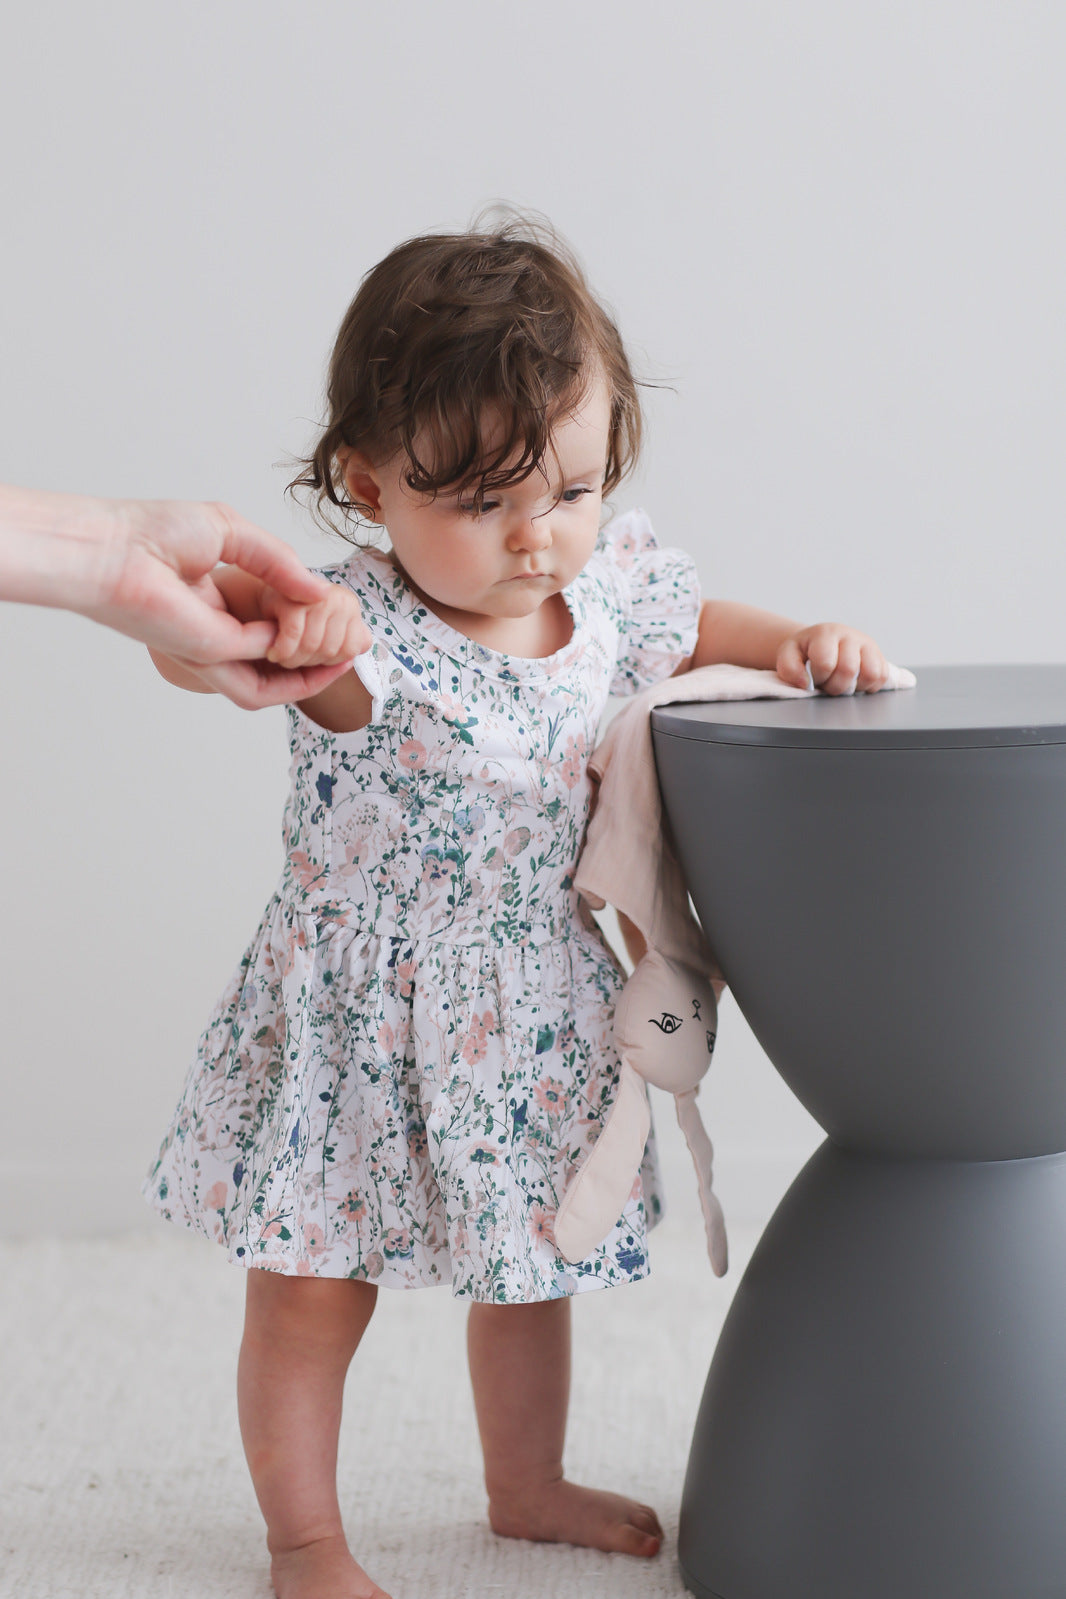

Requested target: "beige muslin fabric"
[{"left": 557, "top": 662, "right": 918, "bottom": 1273}]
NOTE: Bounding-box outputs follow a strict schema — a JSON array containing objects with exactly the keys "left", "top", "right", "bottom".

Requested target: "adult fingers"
[
  {"left": 208, "top": 503, "right": 330, "bottom": 605},
  {"left": 189, "top": 656, "right": 355, "bottom": 710},
  {"left": 119, "top": 567, "right": 281, "bottom": 661}
]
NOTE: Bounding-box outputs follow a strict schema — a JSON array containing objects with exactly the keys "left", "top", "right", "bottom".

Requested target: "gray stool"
[{"left": 651, "top": 664, "right": 1066, "bottom": 1599}]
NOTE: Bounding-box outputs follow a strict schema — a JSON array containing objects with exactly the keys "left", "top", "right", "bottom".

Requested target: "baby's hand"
[
  {"left": 261, "top": 582, "right": 371, "bottom": 669},
  {"left": 776, "top": 624, "right": 888, "bottom": 696}
]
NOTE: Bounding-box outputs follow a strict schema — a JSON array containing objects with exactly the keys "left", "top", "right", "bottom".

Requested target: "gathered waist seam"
[{"left": 273, "top": 894, "right": 590, "bottom": 950}]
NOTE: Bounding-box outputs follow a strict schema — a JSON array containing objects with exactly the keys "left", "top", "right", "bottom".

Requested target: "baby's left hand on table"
[{"left": 776, "top": 623, "right": 889, "bottom": 696}]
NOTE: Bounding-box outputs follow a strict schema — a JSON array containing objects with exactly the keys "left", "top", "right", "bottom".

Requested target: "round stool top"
[{"left": 651, "top": 663, "right": 1066, "bottom": 750}]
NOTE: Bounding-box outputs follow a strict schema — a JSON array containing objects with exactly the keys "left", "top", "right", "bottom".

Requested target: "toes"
[
  {"left": 631, "top": 1503, "right": 664, "bottom": 1538},
  {"left": 617, "top": 1519, "right": 662, "bottom": 1557}
]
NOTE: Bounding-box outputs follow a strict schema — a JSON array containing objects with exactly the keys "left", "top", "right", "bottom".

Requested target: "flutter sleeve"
[{"left": 597, "top": 508, "right": 702, "bottom": 695}]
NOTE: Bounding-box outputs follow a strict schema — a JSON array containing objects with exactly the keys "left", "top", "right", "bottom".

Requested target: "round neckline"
[{"left": 362, "top": 547, "right": 584, "bottom": 673}]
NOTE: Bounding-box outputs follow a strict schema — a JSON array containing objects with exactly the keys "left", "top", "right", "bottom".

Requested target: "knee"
[{"left": 244, "top": 1270, "right": 377, "bottom": 1359}]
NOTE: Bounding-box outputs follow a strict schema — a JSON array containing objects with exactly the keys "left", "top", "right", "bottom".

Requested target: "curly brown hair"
[{"left": 289, "top": 213, "right": 643, "bottom": 538}]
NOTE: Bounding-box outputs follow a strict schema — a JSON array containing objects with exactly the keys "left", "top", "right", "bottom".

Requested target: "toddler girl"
[{"left": 146, "top": 218, "right": 889, "bottom": 1599}]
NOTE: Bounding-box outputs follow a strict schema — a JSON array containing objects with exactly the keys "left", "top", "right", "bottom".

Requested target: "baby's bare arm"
[
  {"left": 295, "top": 671, "right": 374, "bottom": 734},
  {"left": 689, "top": 599, "right": 889, "bottom": 695},
  {"left": 691, "top": 599, "right": 799, "bottom": 671}
]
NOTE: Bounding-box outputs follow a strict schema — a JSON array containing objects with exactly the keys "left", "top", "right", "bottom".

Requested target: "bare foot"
[
  {"left": 488, "top": 1477, "right": 663, "bottom": 1558},
  {"left": 270, "top": 1532, "right": 392, "bottom": 1599}
]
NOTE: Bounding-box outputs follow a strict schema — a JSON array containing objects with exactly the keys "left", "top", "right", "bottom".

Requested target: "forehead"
[{"left": 479, "top": 374, "right": 612, "bottom": 473}]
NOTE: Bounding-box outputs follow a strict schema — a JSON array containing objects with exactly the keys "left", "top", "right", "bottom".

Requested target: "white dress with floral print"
[{"left": 144, "top": 509, "right": 700, "bottom": 1302}]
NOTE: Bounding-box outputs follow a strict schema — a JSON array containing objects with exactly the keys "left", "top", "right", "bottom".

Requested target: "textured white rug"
[{"left": 0, "top": 1206, "right": 760, "bottom": 1599}]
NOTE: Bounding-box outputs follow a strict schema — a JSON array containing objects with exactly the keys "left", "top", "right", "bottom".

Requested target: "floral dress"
[{"left": 144, "top": 509, "right": 701, "bottom": 1302}]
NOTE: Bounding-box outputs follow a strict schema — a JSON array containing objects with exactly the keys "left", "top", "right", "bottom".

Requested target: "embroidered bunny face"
[{"left": 613, "top": 950, "right": 717, "bottom": 1093}]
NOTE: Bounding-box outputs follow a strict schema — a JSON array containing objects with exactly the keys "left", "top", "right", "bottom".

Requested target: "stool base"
[{"left": 679, "top": 1141, "right": 1066, "bottom": 1599}]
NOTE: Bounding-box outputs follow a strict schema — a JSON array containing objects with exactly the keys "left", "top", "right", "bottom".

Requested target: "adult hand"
[
  {"left": 1, "top": 484, "right": 357, "bottom": 661},
  {"left": 175, "top": 652, "right": 360, "bottom": 710},
  {"left": 150, "top": 563, "right": 369, "bottom": 710},
  {"left": 76, "top": 496, "right": 343, "bottom": 661}
]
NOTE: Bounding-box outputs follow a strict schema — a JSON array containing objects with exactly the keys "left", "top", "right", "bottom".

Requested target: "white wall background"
[{"left": 2, "top": 2, "right": 1064, "bottom": 1237}]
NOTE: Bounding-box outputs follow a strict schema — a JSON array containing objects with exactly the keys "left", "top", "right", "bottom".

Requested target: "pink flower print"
[
  {"left": 341, "top": 1192, "right": 367, "bottom": 1219},
  {"left": 559, "top": 732, "right": 588, "bottom": 790},
  {"left": 533, "top": 1077, "right": 567, "bottom": 1121},
  {"left": 261, "top": 1215, "right": 285, "bottom": 1240},
  {"left": 421, "top": 850, "right": 442, "bottom": 882},
  {"left": 439, "top": 694, "right": 467, "bottom": 723},
  {"left": 204, "top": 1181, "right": 228, "bottom": 1211},
  {"left": 504, "top": 826, "right": 531, "bottom": 858},
  {"left": 364, "top": 1251, "right": 385, "bottom": 1279},
  {"left": 398, "top": 739, "right": 427, "bottom": 772},
  {"left": 528, "top": 1203, "right": 555, "bottom": 1247},
  {"left": 378, "top": 1021, "right": 396, "bottom": 1055},
  {"left": 280, "top": 924, "right": 309, "bottom": 979},
  {"left": 406, "top": 1119, "right": 429, "bottom": 1158},
  {"left": 483, "top": 846, "right": 505, "bottom": 873},
  {"left": 382, "top": 1227, "right": 413, "bottom": 1260},
  {"left": 340, "top": 841, "right": 365, "bottom": 875},
  {"left": 612, "top": 528, "right": 638, "bottom": 569},
  {"left": 302, "top": 1221, "right": 327, "bottom": 1258},
  {"left": 396, "top": 959, "right": 417, "bottom": 999},
  {"left": 461, "top": 1008, "right": 497, "bottom": 1065},
  {"left": 288, "top": 850, "right": 327, "bottom": 891}
]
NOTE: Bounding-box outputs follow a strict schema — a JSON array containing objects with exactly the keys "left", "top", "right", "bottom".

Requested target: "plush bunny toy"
[
  {"left": 556, "top": 660, "right": 916, "bottom": 1275},
  {"left": 554, "top": 945, "right": 726, "bottom": 1273}
]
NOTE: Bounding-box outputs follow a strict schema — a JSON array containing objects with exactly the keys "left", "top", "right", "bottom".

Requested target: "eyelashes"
[{"left": 458, "top": 486, "right": 594, "bottom": 516}]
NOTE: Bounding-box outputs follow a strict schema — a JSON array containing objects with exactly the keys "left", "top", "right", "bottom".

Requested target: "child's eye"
[
  {"left": 560, "top": 487, "right": 592, "bottom": 504},
  {"left": 459, "top": 500, "right": 499, "bottom": 517}
]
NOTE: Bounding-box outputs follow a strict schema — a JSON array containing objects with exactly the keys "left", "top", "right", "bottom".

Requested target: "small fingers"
[
  {"left": 857, "top": 640, "right": 890, "bottom": 693},
  {"left": 813, "top": 636, "right": 861, "bottom": 696},
  {"left": 322, "top": 596, "right": 371, "bottom": 664},
  {"left": 275, "top": 593, "right": 369, "bottom": 668},
  {"left": 266, "top": 600, "right": 310, "bottom": 666},
  {"left": 776, "top": 637, "right": 812, "bottom": 689},
  {"left": 342, "top": 609, "right": 373, "bottom": 658}
]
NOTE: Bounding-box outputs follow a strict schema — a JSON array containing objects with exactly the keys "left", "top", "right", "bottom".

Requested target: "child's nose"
[{"left": 506, "top": 513, "right": 552, "bottom": 553}]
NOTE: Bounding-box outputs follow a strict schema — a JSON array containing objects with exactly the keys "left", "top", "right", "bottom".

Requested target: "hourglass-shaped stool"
[{"left": 651, "top": 664, "right": 1066, "bottom": 1599}]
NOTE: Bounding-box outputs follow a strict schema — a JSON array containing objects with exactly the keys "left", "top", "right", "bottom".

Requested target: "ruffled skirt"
[{"left": 144, "top": 893, "right": 660, "bottom": 1302}]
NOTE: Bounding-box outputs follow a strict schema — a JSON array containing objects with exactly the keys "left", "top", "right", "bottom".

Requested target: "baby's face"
[{"left": 349, "top": 377, "right": 611, "bottom": 632}]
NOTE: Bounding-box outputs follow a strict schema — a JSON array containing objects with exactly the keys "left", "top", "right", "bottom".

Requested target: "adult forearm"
[{"left": 0, "top": 485, "right": 118, "bottom": 610}]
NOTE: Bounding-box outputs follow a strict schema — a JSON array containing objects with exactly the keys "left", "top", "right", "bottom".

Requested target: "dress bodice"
[{"left": 277, "top": 509, "right": 701, "bottom": 944}]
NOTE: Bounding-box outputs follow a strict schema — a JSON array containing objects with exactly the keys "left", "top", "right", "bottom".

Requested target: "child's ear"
[{"left": 338, "top": 448, "right": 385, "bottom": 522}]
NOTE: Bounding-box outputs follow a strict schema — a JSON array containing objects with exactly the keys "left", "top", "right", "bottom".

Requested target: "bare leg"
[
  {"left": 237, "top": 1269, "right": 391, "bottom": 1599},
  {"left": 467, "top": 1297, "right": 663, "bottom": 1558}
]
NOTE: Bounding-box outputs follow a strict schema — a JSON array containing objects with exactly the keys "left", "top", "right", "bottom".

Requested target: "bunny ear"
[
  {"left": 554, "top": 1061, "right": 651, "bottom": 1264},
  {"left": 675, "top": 1089, "right": 729, "bottom": 1277}
]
